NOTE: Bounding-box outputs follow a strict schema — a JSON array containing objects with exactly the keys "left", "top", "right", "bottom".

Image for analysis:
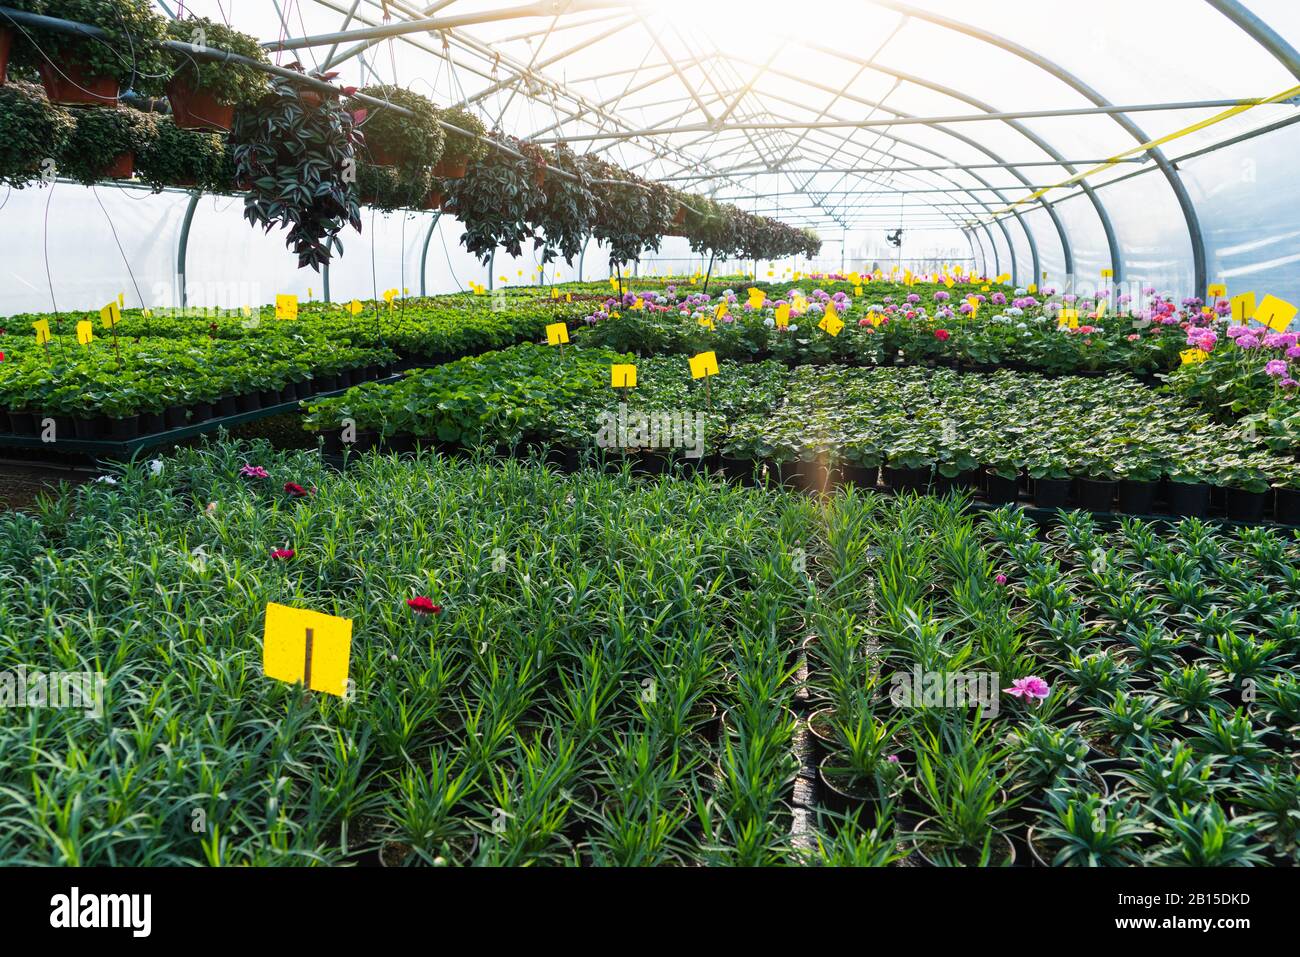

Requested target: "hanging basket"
[
  {"left": 102, "top": 153, "right": 135, "bottom": 181},
  {"left": 672, "top": 204, "right": 687, "bottom": 227},
  {"left": 367, "top": 143, "right": 399, "bottom": 167},
  {"left": 422, "top": 190, "right": 446, "bottom": 211},
  {"left": 166, "top": 75, "right": 235, "bottom": 132},
  {"left": 0, "top": 28, "right": 12, "bottom": 86},
  {"left": 297, "top": 88, "right": 324, "bottom": 109},
  {"left": 531, "top": 166, "right": 546, "bottom": 190},
  {"left": 38, "top": 58, "right": 118, "bottom": 105},
  {"left": 432, "top": 156, "right": 469, "bottom": 179}
]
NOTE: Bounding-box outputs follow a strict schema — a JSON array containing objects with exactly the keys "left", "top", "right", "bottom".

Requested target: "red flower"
[
  {"left": 934, "top": 329, "right": 951, "bottom": 341},
  {"left": 271, "top": 548, "right": 295, "bottom": 560},
  {"left": 0, "top": 352, "right": 5, "bottom": 362},
  {"left": 406, "top": 596, "right": 442, "bottom": 616},
  {"left": 284, "top": 482, "right": 309, "bottom": 497}
]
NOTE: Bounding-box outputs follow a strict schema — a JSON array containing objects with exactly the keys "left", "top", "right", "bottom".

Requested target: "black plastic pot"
[
  {"left": 718, "top": 455, "right": 757, "bottom": 485},
  {"left": 633, "top": 451, "right": 671, "bottom": 476},
  {"left": 1117, "top": 479, "right": 1157, "bottom": 515},
  {"left": 0, "top": 410, "right": 10, "bottom": 434},
  {"left": 9, "top": 412, "right": 37, "bottom": 437},
  {"left": 1032, "top": 478, "right": 1071, "bottom": 510},
  {"left": 1167, "top": 480, "right": 1210, "bottom": 517},
  {"left": 786, "top": 459, "right": 838, "bottom": 493},
  {"left": 294, "top": 380, "right": 312, "bottom": 401},
  {"left": 882, "top": 465, "right": 929, "bottom": 493},
  {"left": 1276, "top": 487, "right": 1300, "bottom": 526},
  {"left": 164, "top": 405, "right": 187, "bottom": 430},
  {"left": 983, "top": 470, "right": 1020, "bottom": 505},
  {"left": 1076, "top": 478, "right": 1116, "bottom": 513},
  {"left": 1224, "top": 487, "right": 1267, "bottom": 524},
  {"left": 216, "top": 396, "right": 239, "bottom": 418},
  {"left": 258, "top": 389, "right": 280, "bottom": 408},
  {"left": 315, "top": 374, "right": 340, "bottom": 394},
  {"left": 140, "top": 412, "right": 166, "bottom": 435},
  {"left": 236, "top": 393, "right": 261, "bottom": 414},
  {"left": 192, "top": 402, "right": 214, "bottom": 424},
  {"left": 910, "top": 819, "right": 1016, "bottom": 867},
  {"left": 109, "top": 415, "right": 140, "bottom": 440},
  {"left": 73, "top": 416, "right": 105, "bottom": 440}
]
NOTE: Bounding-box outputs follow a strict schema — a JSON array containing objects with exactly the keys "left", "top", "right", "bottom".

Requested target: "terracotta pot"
[
  {"left": 38, "top": 58, "right": 118, "bottom": 105},
  {"left": 531, "top": 167, "right": 546, "bottom": 189},
  {"left": 367, "top": 142, "right": 399, "bottom": 166},
  {"left": 298, "top": 89, "right": 324, "bottom": 109},
  {"left": 103, "top": 153, "right": 135, "bottom": 180},
  {"left": 433, "top": 156, "right": 469, "bottom": 179},
  {"left": 422, "top": 190, "right": 445, "bottom": 211},
  {"left": 166, "top": 75, "right": 235, "bottom": 132},
  {"left": 0, "top": 27, "right": 12, "bottom": 86},
  {"left": 672, "top": 204, "right": 687, "bottom": 227}
]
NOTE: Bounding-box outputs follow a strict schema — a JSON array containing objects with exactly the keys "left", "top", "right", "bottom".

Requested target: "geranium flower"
[
  {"left": 270, "top": 548, "right": 295, "bottom": 560},
  {"left": 406, "top": 596, "right": 443, "bottom": 616},
  {"left": 1127, "top": 333, "right": 1141, "bottom": 341},
  {"left": 1005, "top": 676, "right": 1051, "bottom": 704},
  {"left": 284, "top": 482, "right": 310, "bottom": 497},
  {"left": 240, "top": 465, "right": 269, "bottom": 478},
  {"left": 934, "top": 329, "right": 951, "bottom": 341}
]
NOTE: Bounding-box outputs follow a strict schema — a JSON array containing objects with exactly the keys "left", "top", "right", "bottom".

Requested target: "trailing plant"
[
  {"left": 230, "top": 68, "right": 363, "bottom": 270},
  {"left": 55, "top": 104, "right": 158, "bottom": 184},
  {"left": 23, "top": 0, "right": 169, "bottom": 92},
  {"left": 443, "top": 134, "right": 546, "bottom": 263},
  {"left": 527, "top": 143, "right": 596, "bottom": 266},
  {"left": 346, "top": 84, "right": 444, "bottom": 169},
  {"left": 136, "top": 114, "right": 228, "bottom": 192},
  {"left": 165, "top": 15, "right": 270, "bottom": 106},
  {"left": 0, "top": 80, "right": 74, "bottom": 187},
  {"left": 436, "top": 105, "right": 489, "bottom": 168}
]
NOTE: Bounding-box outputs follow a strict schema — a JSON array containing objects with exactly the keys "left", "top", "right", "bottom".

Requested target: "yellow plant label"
[
  {"left": 995, "top": 273, "right": 1010, "bottom": 284},
  {"left": 1028, "top": 284, "right": 1037, "bottom": 294},
  {"left": 944, "top": 276, "right": 955, "bottom": 289},
  {"left": 632, "top": 297, "right": 644, "bottom": 311},
  {"left": 1256, "top": 294, "right": 1297, "bottom": 333},
  {"left": 854, "top": 285, "right": 863, "bottom": 297},
  {"left": 698, "top": 315, "right": 715, "bottom": 331},
  {"left": 346, "top": 300, "right": 364, "bottom": 316},
  {"left": 1180, "top": 348, "right": 1209, "bottom": 365},
  {"left": 1101, "top": 268, "right": 1113, "bottom": 278},
  {"left": 609, "top": 277, "right": 619, "bottom": 289},
  {"left": 1095, "top": 299, "right": 1108, "bottom": 318},
  {"left": 100, "top": 302, "right": 121, "bottom": 329},
  {"left": 747, "top": 288, "right": 765, "bottom": 309},
  {"left": 565, "top": 293, "right": 572, "bottom": 303},
  {"left": 117, "top": 292, "right": 125, "bottom": 308},
  {"left": 545, "top": 322, "right": 569, "bottom": 346},
  {"left": 551, "top": 287, "right": 560, "bottom": 300},
  {"left": 76, "top": 321, "right": 93, "bottom": 346},
  {"left": 1059, "top": 308, "right": 1079, "bottom": 329},
  {"left": 1230, "top": 292, "right": 1256, "bottom": 323},
  {"left": 611, "top": 364, "right": 637, "bottom": 388},
  {"left": 275, "top": 294, "right": 298, "bottom": 321},
  {"left": 775, "top": 303, "right": 791, "bottom": 328},
  {"left": 263, "top": 602, "right": 352, "bottom": 698},
  {"left": 689, "top": 351, "right": 719, "bottom": 379},
  {"left": 819, "top": 304, "right": 844, "bottom": 337},
  {"left": 32, "top": 319, "right": 51, "bottom": 344},
  {"left": 1208, "top": 283, "right": 1227, "bottom": 299},
  {"left": 714, "top": 301, "right": 729, "bottom": 320}
]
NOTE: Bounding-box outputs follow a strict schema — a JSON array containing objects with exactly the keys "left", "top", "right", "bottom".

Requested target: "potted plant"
[
  {"left": 1272, "top": 461, "right": 1300, "bottom": 526},
  {"left": 1166, "top": 453, "right": 1214, "bottom": 518},
  {"left": 136, "top": 115, "right": 227, "bottom": 191},
  {"left": 26, "top": 0, "right": 169, "bottom": 104},
  {"left": 433, "top": 105, "right": 487, "bottom": 178},
  {"left": 1113, "top": 451, "right": 1164, "bottom": 515},
  {"left": 0, "top": 81, "right": 75, "bottom": 188},
  {"left": 164, "top": 16, "right": 269, "bottom": 131},
  {"left": 0, "top": 0, "right": 43, "bottom": 86},
  {"left": 1027, "top": 788, "right": 1149, "bottom": 866},
  {"left": 1214, "top": 452, "right": 1272, "bottom": 523},
  {"left": 230, "top": 68, "right": 363, "bottom": 270},
  {"left": 345, "top": 84, "right": 444, "bottom": 169},
  {"left": 56, "top": 105, "right": 159, "bottom": 183},
  {"left": 442, "top": 133, "right": 545, "bottom": 263},
  {"left": 1027, "top": 457, "right": 1072, "bottom": 509},
  {"left": 356, "top": 161, "right": 433, "bottom": 213},
  {"left": 527, "top": 144, "right": 595, "bottom": 267}
]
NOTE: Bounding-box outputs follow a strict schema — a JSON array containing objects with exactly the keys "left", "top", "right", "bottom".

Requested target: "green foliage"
[
  {"left": 0, "top": 80, "right": 74, "bottom": 188},
  {"left": 55, "top": 104, "right": 158, "bottom": 185},
  {"left": 25, "top": 0, "right": 170, "bottom": 93},
  {"left": 165, "top": 15, "right": 269, "bottom": 106}
]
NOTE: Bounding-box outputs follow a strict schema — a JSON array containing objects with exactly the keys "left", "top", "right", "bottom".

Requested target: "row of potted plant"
[
  {"left": 803, "top": 492, "right": 1296, "bottom": 865},
  {"left": 0, "top": 331, "right": 395, "bottom": 437}
]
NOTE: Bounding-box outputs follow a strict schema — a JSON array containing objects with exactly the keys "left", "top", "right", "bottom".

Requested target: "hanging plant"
[
  {"left": 345, "top": 84, "right": 444, "bottom": 170},
  {"left": 136, "top": 115, "right": 228, "bottom": 192},
  {"left": 0, "top": 1, "right": 44, "bottom": 86},
  {"left": 356, "top": 162, "right": 434, "bottom": 214},
  {"left": 0, "top": 81, "right": 74, "bottom": 188},
  {"left": 56, "top": 104, "right": 159, "bottom": 183},
  {"left": 230, "top": 69, "right": 363, "bottom": 271},
  {"left": 443, "top": 133, "right": 545, "bottom": 263},
  {"left": 24, "top": 0, "right": 169, "bottom": 103},
  {"left": 434, "top": 105, "right": 488, "bottom": 178},
  {"left": 590, "top": 159, "right": 669, "bottom": 267},
  {"left": 164, "top": 16, "right": 269, "bottom": 131},
  {"left": 526, "top": 144, "right": 594, "bottom": 266}
]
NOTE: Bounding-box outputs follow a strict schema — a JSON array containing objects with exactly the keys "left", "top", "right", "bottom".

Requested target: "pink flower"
[
  {"left": 995, "top": 573, "right": 1008, "bottom": 585},
  {"left": 1126, "top": 333, "right": 1140, "bottom": 341},
  {"left": 406, "top": 596, "right": 442, "bottom": 616},
  {"left": 270, "top": 548, "right": 295, "bottom": 560},
  {"left": 240, "top": 465, "right": 269, "bottom": 478},
  {"left": 1005, "top": 676, "right": 1051, "bottom": 704},
  {"left": 1265, "top": 359, "right": 1288, "bottom": 377},
  {"left": 934, "top": 329, "right": 951, "bottom": 341},
  {"left": 886, "top": 754, "right": 900, "bottom": 764}
]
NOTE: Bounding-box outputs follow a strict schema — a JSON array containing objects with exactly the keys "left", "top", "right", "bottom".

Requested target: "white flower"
[
  {"left": 95, "top": 475, "right": 118, "bottom": 485},
  {"left": 148, "top": 459, "right": 164, "bottom": 475},
  {"left": 1016, "top": 322, "right": 1028, "bottom": 330},
  {"left": 789, "top": 324, "right": 799, "bottom": 332},
  {"left": 763, "top": 317, "right": 775, "bottom": 328}
]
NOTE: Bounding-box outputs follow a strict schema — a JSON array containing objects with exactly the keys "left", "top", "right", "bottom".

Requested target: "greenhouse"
[{"left": 0, "top": 0, "right": 1298, "bottom": 895}]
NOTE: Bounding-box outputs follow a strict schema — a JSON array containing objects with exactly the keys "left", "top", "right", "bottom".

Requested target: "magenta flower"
[
  {"left": 240, "top": 465, "right": 269, "bottom": 478},
  {"left": 1237, "top": 334, "right": 1261, "bottom": 350},
  {"left": 1005, "top": 676, "right": 1051, "bottom": 704},
  {"left": 1265, "top": 359, "right": 1288, "bottom": 377},
  {"left": 995, "top": 573, "right": 1008, "bottom": 585}
]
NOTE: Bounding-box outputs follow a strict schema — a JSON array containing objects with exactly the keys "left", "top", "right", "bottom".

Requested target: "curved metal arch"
[
  {"left": 868, "top": 0, "right": 1207, "bottom": 294},
  {"left": 804, "top": 51, "right": 1081, "bottom": 278},
  {"left": 1207, "top": 0, "right": 1300, "bottom": 81},
  {"left": 730, "top": 58, "right": 1041, "bottom": 284},
  {"left": 724, "top": 84, "right": 1031, "bottom": 281}
]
